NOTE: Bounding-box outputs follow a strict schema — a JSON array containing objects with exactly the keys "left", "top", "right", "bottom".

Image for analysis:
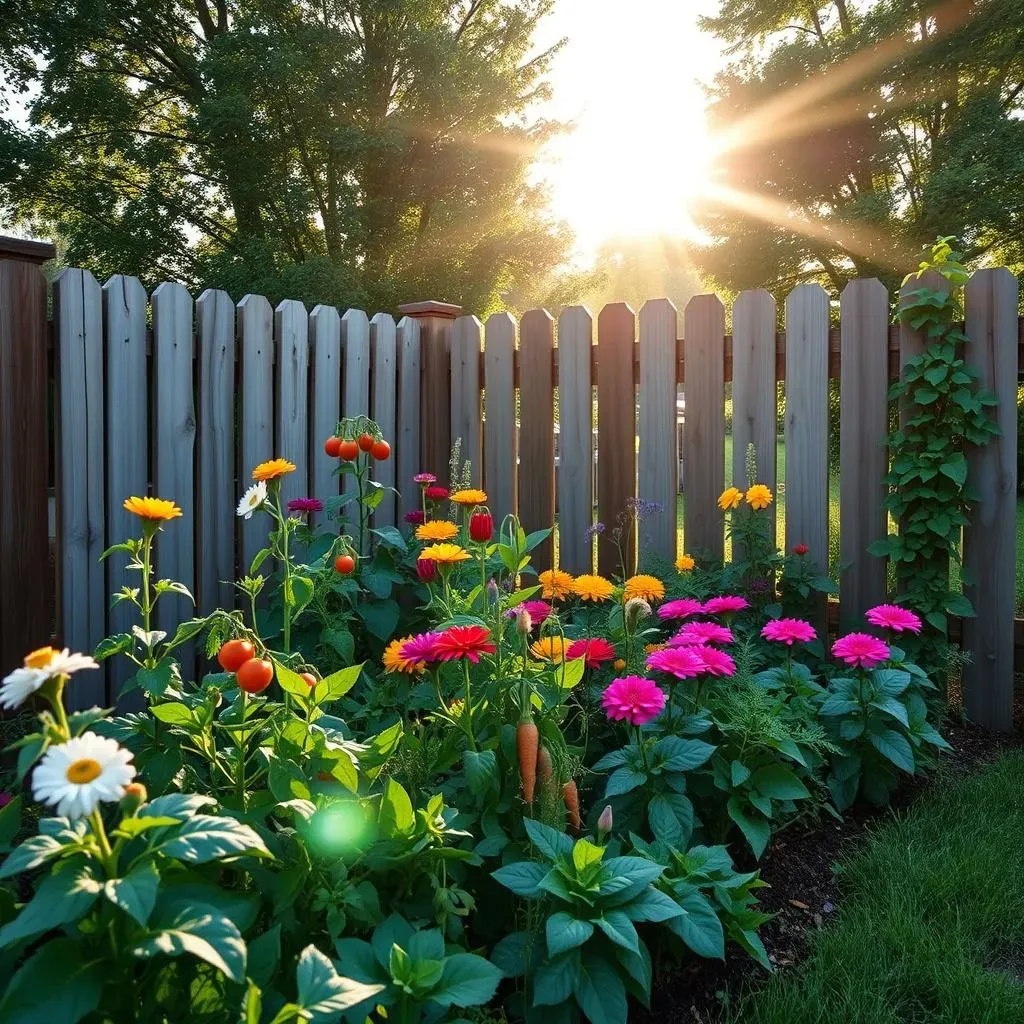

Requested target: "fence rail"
[{"left": 0, "top": 237, "right": 1019, "bottom": 729}]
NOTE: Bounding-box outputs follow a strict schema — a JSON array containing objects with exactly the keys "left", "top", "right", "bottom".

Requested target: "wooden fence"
[{"left": 0, "top": 237, "right": 1019, "bottom": 729}]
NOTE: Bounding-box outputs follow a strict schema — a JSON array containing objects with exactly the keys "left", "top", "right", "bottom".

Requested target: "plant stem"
[
  {"left": 356, "top": 460, "right": 366, "bottom": 557},
  {"left": 236, "top": 690, "right": 248, "bottom": 811},
  {"left": 463, "top": 660, "right": 476, "bottom": 750},
  {"left": 90, "top": 808, "right": 117, "bottom": 877}
]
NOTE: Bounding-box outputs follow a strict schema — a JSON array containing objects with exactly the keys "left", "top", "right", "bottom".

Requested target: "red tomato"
[
  {"left": 334, "top": 553, "right": 356, "bottom": 575},
  {"left": 236, "top": 658, "right": 274, "bottom": 693},
  {"left": 324, "top": 436, "right": 342, "bottom": 457},
  {"left": 217, "top": 639, "right": 255, "bottom": 673},
  {"left": 300, "top": 672, "right": 318, "bottom": 688},
  {"left": 357, "top": 433, "right": 375, "bottom": 452},
  {"left": 370, "top": 439, "right": 391, "bottom": 461},
  {"left": 338, "top": 439, "right": 359, "bottom": 461}
]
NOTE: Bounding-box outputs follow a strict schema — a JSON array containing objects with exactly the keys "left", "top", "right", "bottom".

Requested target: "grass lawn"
[{"left": 724, "top": 751, "right": 1024, "bottom": 1023}]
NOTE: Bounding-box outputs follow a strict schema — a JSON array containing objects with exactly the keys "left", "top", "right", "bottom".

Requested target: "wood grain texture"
[
  {"left": 151, "top": 283, "right": 196, "bottom": 643},
  {"left": 518, "top": 309, "right": 555, "bottom": 568},
  {"left": 238, "top": 293, "right": 274, "bottom": 574},
  {"left": 412, "top": 311, "right": 453, "bottom": 478},
  {"left": 309, "top": 305, "right": 342, "bottom": 526},
  {"left": 274, "top": 299, "right": 309, "bottom": 506},
  {"left": 839, "top": 279, "right": 890, "bottom": 624},
  {"left": 682, "top": 295, "right": 725, "bottom": 561},
  {"left": 103, "top": 275, "right": 149, "bottom": 705},
  {"left": 556, "top": 306, "right": 594, "bottom": 573},
  {"left": 54, "top": 269, "right": 106, "bottom": 707},
  {"left": 597, "top": 303, "right": 637, "bottom": 574},
  {"left": 483, "top": 312, "right": 517, "bottom": 524},
  {"left": 451, "top": 316, "right": 484, "bottom": 487},
  {"left": 731, "top": 290, "right": 777, "bottom": 547},
  {"left": 962, "top": 268, "right": 1018, "bottom": 731},
  {"left": 638, "top": 299, "right": 678, "bottom": 562},
  {"left": 341, "top": 309, "right": 371, "bottom": 549},
  {"left": 196, "top": 289, "right": 236, "bottom": 615},
  {"left": 370, "top": 313, "right": 397, "bottom": 528},
  {"left": 396, "top": 316, "right": 421, "bottom": 520},
  {"left": 784, "top": 284, "right": 830, "bottom": 577}
]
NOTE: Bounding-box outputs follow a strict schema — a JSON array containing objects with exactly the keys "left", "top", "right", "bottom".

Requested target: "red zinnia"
[
  {"left": 793, "top": 543, "right": 809, "bottom": 556},
  {"left": 425, "top": 486, "right": 449, "bottom": 501},
  {"left": 469, "top": 512, "right": 494, "bottom": 543},
  {"left": 416, "top": 557, "right": 438, "bottom": 583},
  {"left": 566, "top": 637, "right": 616, "bottom": 670},
  {"left": 433, "top": 625, "right": 496, "bottom": 663}
]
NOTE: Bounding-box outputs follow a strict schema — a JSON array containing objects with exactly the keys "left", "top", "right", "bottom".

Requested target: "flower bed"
[{"left": 0, "top": 420, "right": 951, "bottom": 1024}]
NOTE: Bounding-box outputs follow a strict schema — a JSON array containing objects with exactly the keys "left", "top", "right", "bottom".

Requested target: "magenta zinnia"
[
  {"left": 658, "top": 598, "right": 705, "bottom": 621},
  {"left": 601, "top": 676, "right": 666, "bottom": 726},
  {"left": 701, "top": 595, "right": 750, "bottom": 616},
  {"left": 865, "top": 604, "right": 923, "bottom": 634},
  {"left": 566, "top": 637, "right": 617, "bottom": 670},
  {"left": 404, "top": 510, "right": 426, "bottom": 525},
  {"left": 413, "top": 472, "right": 437, "bottom": 485},
  {"left": 832, "top": 632, "right": 890, "bottom": 669},
  {"left": 287, "top": 497, "right": 324, "bottom": 515},
  {"left": 433, "top": 625, "right": 496, "bottom": 664},
  {"left": 646, "top": 646, "right": 705, "bottom": 680},
  {"left": 669, "top": 622, "right": 734, "bottom": 647},
  {"left": 693, "top": 645, "right": 736, "bottom": 677},
  {"left": 399, "top": 632, "right": 443, "bottom": 668},
  {"left": 761, "top": 618, "right": 817, "bottom": 646}
]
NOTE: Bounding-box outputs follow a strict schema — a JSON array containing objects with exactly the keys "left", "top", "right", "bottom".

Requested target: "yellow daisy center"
[
  {"left": 24, "top": 646, "right": 58, "bottom": 670},
  {"left": 66, "top": 758, "right": 102, "bottom": 784}
]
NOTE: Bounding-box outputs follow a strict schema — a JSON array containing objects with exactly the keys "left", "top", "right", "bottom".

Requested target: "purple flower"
[
  {"left": 287, "top": 497, "right": 324, "bottom": 515},
  {"left": 584, "top": 522, "right": 607, "bottom": 543},
  {"left": 404, "top": 510, "right": 426, "bottom": 525}
]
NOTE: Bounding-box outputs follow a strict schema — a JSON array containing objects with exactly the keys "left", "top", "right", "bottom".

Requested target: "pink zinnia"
[
  {"left": 658, "top": 598, "right": 705, "bottom": 621},
  {"left": 865, "top": 604, "right": 922, "bottom": 635},
  {"left": 832, "top": 632, "right": 890, "bottom": 670},
  {"left": 287, "top": 497, "right": 324, "bottom": 515},
  {"left": 566, "top": 637, "right": 617, "bottom": 670},
  {"left": 693, "top": 645, "right": 736, "bottom": 677},
  {"left": 404, "top": 510, "right": 426, "bottom": 525},
  {"left": 646, "top": 646, "right": 705, "bottom": 679},
  {"left": 761, "top": 618, "right": 817, "bottom": 646},
  {"left": 670, "top": 622, "right": 734, "bottom": 647},
  {"left": 702, "top": 595, "right": 750, "bottom": 616},
  {"left": 433, "top": 625, "right": 496, "bottom": 663},
  {"left": 414, "top": 473, "right": 437, "bottom": 485},
  {"left": 521, "top": 600, "right": 552, "bottom": 624},
  {"left": 602, "top": 676, "right": 667, "bottom": 726},
  {"left": 399, "top": 632, "right": 443, "bottom": 668}
]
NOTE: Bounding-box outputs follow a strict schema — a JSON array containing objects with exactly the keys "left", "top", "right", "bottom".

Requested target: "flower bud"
[
  {"left": 469, "top": 511, "right": 494, "bottom": 543},
  {"left": 515, "top": 606, "right": 533, "bottom": 637},
  {"left": 624, "top": 597, "right": 651, "bottom": 631},
  {"left": 417, "top": 557, "right": 438, "bottom": 584},
  {"left": 597, "top": 804, "right": 613, "bottom": 837},
  {"left": 120, "top": 782, "right": 147, "bottom": 813}
]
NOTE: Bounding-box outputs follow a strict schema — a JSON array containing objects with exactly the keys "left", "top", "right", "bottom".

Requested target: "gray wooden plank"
[
  {"left": 962, "top": 268, "right": 1018, "bottom": 731},
  {"left": 638, "top": 298, "right": 678, "bottom": 562},
  {"left": 54, "top": 269, "right": 106, "bottom": 708},
  {"left": 484, "top": 312, "right": 517, "bottom": 525},
  {"left": 309, "top": 305, "right": 342, "bottom": 526},
  {"left": 396, "top": 316, "right": 421, "bottom": 522},
  {"left": 275, "top": 299, "right": 309, "bottom": 507},
  {"left": 556, "top": 306, "right": 594, "bottom": 573},
  {"left": 839, "top": 278, "right": 890, "bottom": 624},
  {"left": 682, "top": 295, "right": 725, "bottom": 561},
  {"left": 519, "top": 309, "right": 556, "bottom": 568},
  {"left": 451, "top": 315, "right": 484, "bottom": 487},
  {"left": 196, "top": 289, "right": 236, "bottom": 615},
  {"left": 370, "top": 312, "right": 398, "bottom": 528},
  {"left": 341, "top": 309, "right": 371, "bottom": 549}
]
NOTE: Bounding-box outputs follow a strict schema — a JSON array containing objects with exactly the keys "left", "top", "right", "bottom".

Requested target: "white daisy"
[
  {"left": 0, "top": 647, "right": 99, "bottom": 710},
  {"left": 237, "top": 481, "right": 268, "bottom": 519},
  {"left": 32, "top": 733, "right": 136, "bottom": 819}
]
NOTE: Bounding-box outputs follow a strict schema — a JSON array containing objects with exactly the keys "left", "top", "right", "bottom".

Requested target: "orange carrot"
[
  {"left": 563, "top": 780, "right": 582, "bottom": 831},
  {"left": 537, "top": 745, "right": 554, "bottom": 786},
  {"left": 517, "top": 720, "right": 539, "bottom": 803}
]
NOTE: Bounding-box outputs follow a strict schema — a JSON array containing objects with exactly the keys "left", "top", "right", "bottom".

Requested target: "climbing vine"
[{"left": 871, "top": 237, "right": 999, "bottom": 637}]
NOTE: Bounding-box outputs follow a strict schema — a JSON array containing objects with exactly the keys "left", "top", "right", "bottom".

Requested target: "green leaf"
[
  {"left": 463, "top": 749, "right": 498, "bottom": 798},
  {"left": 869, "top": 697, "right": 910, "bottom": 728},
  {"left": 944, "top": 592, "right": 975, "bottom": 617},
  {"left": 0, "top": 832, "right": 66, "bottom": 879},
  {"left": 0, "top": 939, "right": 104, "bottom": 1024},
  {"left": 432, "top": 952, "right": 503, "bottom": 1008},
  {"left": 321, "top": 626, "right": 355, "bottom": 663},
  {"left": 297, "top": 945, "right": 385, "bottom": 1021},
  {"left": 151, "top": 702, "right": 198, "bottom": 726},
  {"left": 0, "top": 794, "right": 21, "bottom": 849},
  {"left": 595, "top": 910, "right": 640, "bottom": 954},
  {"left": 667, "top": 892, "right": 725, "bottom": 959},
  {"left": 572, "top": 838, "right": 605, "bottom": 874},
  {"left": 490, "top": 931, "right": 539, "bottom": 978},
  {"left": 132, "top": 903, "right": 247, "bottom": 983},
  {"left": 648, "top": 793, "right": 688, "bottom": 847},
  {"left": 750, "top": 765, "right": 810, "bottom": 801},
  {"left": 315, "top": 664, "right": 363, "bottom": 702},
  {"left": 556, "top": 656, "right": 586, "bottom": 690},
  {"left": 727, "top": 797, "right": 771, "bottom": 859},
  {"left": 288, "top": 575, "right": 315, "bottom": 619},
  {"left": 546, "top": 912, "right": 594, "bottom": 957},
  {"left": 939, "top": 456, "right": 968, "bottom": 486},
  {"left": 730, "top": 760, "right": 751, "bottom": 787},
  {"left": 370, "top": 526, "right": 407, "bottom": 552},
  {"left": 622, "top": 887, "right": 683, "bottom": 924},
  {"left": 379, "top": 778, "right": 415, "bottom": 836},
  {"left": 492, "top": 860, "right": 547, "bottom": 898},
  {"left": 275, "top": 660, "right": 315, "bottom": 699},
  {"left": 356, "top": 599, "right": 401, "bottom": 641},
  {"left": 657, "top": 736, "right": 716, "bottom": 772},
  {"left": 247, "top": 924, "right": 282, "bottom": 988},
  {"left": 533, "top": 952, "right": 579, "bottom": 1006},
  {"left": 146, "top": 793, "right": 216, "bottom": 818},
  {"left": 0, "top": 862, "right": 102, "bottom": 949},
  {"left": 574, "top": 951, "right": 628, "bottom": 1024},
  {"left": 135, "top": 660, "right": 176, "bottom": 699},
  {"left": 869, "top": 729, "right": 916, "bottom": 773},
  {"left": 524, "top": 818, "right": 574, "bottom": 860},
  {"left": 154, "top": 814, "right": 270, "bottom": 863},
  {"left": 103, "top": 859, "right": 160, "bottom": 926},
  {"left": 605, "top": 767, "right": 647, "bottom": 798}
]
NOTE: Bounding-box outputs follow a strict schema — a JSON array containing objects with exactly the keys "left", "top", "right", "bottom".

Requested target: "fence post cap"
[
  {"left": 0, "top": 234, "right": 57, "bottom": 264},
  {"left": 397, "top": 300, "right": 463, "bottom": 320}
]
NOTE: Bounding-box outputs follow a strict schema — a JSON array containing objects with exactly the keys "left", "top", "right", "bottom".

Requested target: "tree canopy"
[
  {"left": 0, "top": 0, "right": 571, "bottom": 313},
  {"left": 693, "top": 0, "right": 1024, "bottom": 295}
]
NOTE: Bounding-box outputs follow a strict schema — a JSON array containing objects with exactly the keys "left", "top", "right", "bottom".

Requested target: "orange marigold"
[
  {"left": 623, "top": 574, "right": 665, "bottom": 603},
  {"left": 415, "top": 520, "right": 459, "bottom": 542},
  {"left": 420, "top": 542, "right": 471, "bottom": 565},
  {"left": 539, "top": 569, "right": 574, "bottom": 601},
  {"left": 675, "top": 553, "right": 695, "bottom": 572},
  {"left": 252, "top": 459, "right": 296, "bottom": 481},
  {"left": 123, "top": 496, "right": 183, "bottom": 521},
  {"left": 571, "top": 574, "right": 614, "bottom": 603},
  {"left": 531, "top": 635, "right": 568, "bottom": 664},
  {"left": 451, "top": 488, "right": 488, "bottom": 506}
]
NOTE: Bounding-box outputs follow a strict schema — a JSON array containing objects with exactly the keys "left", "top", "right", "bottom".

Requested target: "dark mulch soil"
[{"left": 637, "top": 706, "right": 1024, "bottom": 1023}]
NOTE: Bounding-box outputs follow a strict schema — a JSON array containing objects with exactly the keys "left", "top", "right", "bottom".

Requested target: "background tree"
[
  {"left": 0, "top": 0, "right": 572, "bottom": 313},
  {"left": 693, "top": 0, "right": 1024, "bottom": 295}
]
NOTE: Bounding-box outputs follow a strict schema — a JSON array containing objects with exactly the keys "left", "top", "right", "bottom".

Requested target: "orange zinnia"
[
  {"left": 416, "top": 520, "right": 459, "bottom": 542},
  {"left": 382, "top": 636, "right": 425, "bottom": 675},
  {"left": 539, "top": 569, "right": 574, "bottom": 601},
  {"left": 252, "top": 459, "right": 296, "bottom": 481},
  {"left": 451, "top": 488, "right": 488, "bottom": 506}
]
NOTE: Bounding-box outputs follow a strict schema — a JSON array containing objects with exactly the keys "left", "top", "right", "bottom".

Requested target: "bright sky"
[{"left": 533, "top": 0, "right": 726, "bottom": 262}]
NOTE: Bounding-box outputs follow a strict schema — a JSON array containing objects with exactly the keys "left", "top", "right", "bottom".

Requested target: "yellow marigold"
[
  {"left": 531, "top": 636, "right": 568, "bottom": 664},
  {"left": 415, "top": 520, "right": 459, "bottom": 542},
  {"left": 718, "top": 487, "right": 743, "bottom": 511},
  {"left": 623, "top": 574, "right": 665, "bottom": 603},
  {"left": 382, "top": 636, "right": 424, "bottom": 675},
  {"left": 745, "top": 484, "right": 774, "bottom": 510},
  {"left": 613, "top": 658, "right": 627, "bottom": 672},
  {"left": 539, "top": 569, "right": 574, "bottom": 601},
  {"left": 675, "top": 553, "right": 695, "bottom": 572},
  {"left": 571, "top": 574, "right": 614, "bottom": 603},
  {"left": 252, "top": 458, "right": 296, "bottom": 481},
  {"left": 123, "top": 496, "right": 183, "bottom": 521},
  {"left": 644, "top": 642, "right": 666, "bottom": 654},
  {"left": 420, "top": 542, "right": 471, "bottom": 565},
  {"left": 451, "top": 488, "right": 488, "bottom": 506}
]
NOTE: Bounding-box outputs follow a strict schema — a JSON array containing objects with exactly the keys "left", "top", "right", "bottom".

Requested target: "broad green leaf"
[
  {"left": 0, "top": 939, "right": 103, "bottom": 1024},
  {"left": 379, "top": 778, "right": 415, "bottom": 836},
  {"left": 145, "top": 793, "right": 216, "bottom": 818},
  {"left": 621, "top": 887, "right": 683, "bottom": 923},
  {"left": 594, "top": 910, "right": 640, "bottom": 954},
  {"left": 133, "top": 904, "right": 246, "bottom": 983},
  {"left": 750, "top": 765, "right": 810, "bottom": 801},
  {"left": 431, "top": 952, "right": 503, "bottom": 1008},
  {"left": 296, "top": 945, "right": 385, "bottom": 1021},
  {"left": 604, "top": 767, "right": 647, "bottom": 798},
  {"left": 67, "top": 707, "right": 113, "bottom": 735},
  {"left": 667, "top": 892, "right": 724, "bottom": 959},
  {"left": 321, "top": 626, "right": 355, "bottom": 663},
  {"left": 727, "top": 797, "right": 771, "bottom": 859},
  {"left": 657, "top": 736, "right": 716, "bottom": 772},
  {"left": 154, "top": 814, "right": 270, "bottom": 863},
  {"left": 572, "top": 838, "right": 605, "bottom": 874},
  {"left": 247, "top": 924, "right": 282, "bottom": 988},
  {"left": 315, "top": 663, "right": 363, "bottom": 703},
  {"left": 556, "top": 656, "right": 586, "bottom": 690},
  {"left": 370, "top": 526, "right": 407, "bottom": 551},
  {"left": 492, "top": 860, "right": 547, "bottom": 898},
  {"left": 0, "top": 832, "right": 65, "bottom": 879},
  {"left": 869, "top": 729, "right": 916, "bottom": 773},
  {"left": 151, "top": 702, "right": 197, "bottom": 726},
  {"left": 370, "top": 914, "right": 414, "bottom": 970},
  {"left": 490, "top": 930, "right": 538, "bottom": 978},
  {"left": 574, "top": 951, "right": 628, "bottom": 1024},
  {"left": 730, "top": 760, "right": 751, "bottom": 787},
  {"left": 275, "top": 661, "right": 315, "bottom": 699},
  {"left": 269, "top": 758, "right": 313, "bottom": 802},
  {"left": 546, "top": 912, "right": 594, "bottom": 958},
  {"left": 103, "top": 860, "right": 160, "bottom": 926},
  {"left": 648, "top": 794, "right": 684, "bottom": 846},
  {"left": 873, "top": 669, "right": 912, "bottom": 696},
  {"left": 463, "top": 749, "right": 498, "bottom": 798},
  {"left": 533, "top": 952, "right": 578, "bottom": 1006},
  {"left": 592, "top": 748, "right": 629, "bottom": 771},
  {"left": 356, "top": 599, "right": 401, "bottom": 642},
  {"left": 870, "top": 697, "right": 910, "bottom": 728},
  {"left": 0, "top": 863, "right": 101, "bottom": 948},
  {"left": 524, "top": 818, "right": 574, "bottom": 860}
]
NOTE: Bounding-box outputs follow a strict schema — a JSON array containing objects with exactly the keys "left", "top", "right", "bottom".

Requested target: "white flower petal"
[{"left": 32, "top": 733, "right": 137, "bottom": 820}]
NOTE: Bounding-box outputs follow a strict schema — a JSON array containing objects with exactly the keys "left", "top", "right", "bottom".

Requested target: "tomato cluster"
[{"left": 323, "top": 433, "right": 390, "bottom": 461}]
